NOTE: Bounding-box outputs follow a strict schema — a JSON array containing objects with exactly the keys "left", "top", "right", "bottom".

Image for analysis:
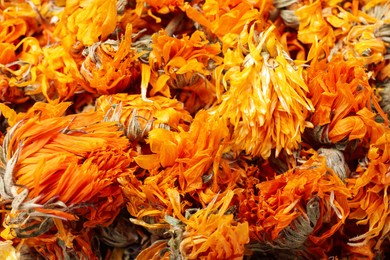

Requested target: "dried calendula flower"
[
  {"left": 324, "top": 2, "right": 390, "bottom": 68},
  {"left": 246, "top": 196, "right": 321, "bottom": 258},
  {"left": 54, "top": 0, "right": 118, "bottom": 47},
  {"left": 306, "top": 55, "right": 387, "bottom": 146},
  {"left": 210, "top": 24, "right": 313, "bottom": 159},
  {"left": 0, "top": 38, "right": 41, "bottom": 103},
  {"left": 184, "top": 0, "right": 267, "bottom": 49},
  {"left": 346, "top": 130, "right": 390, "bottom": 255},
  {"left": 21, "top": 228, "right": 97, "bottom": 259},
  {"left": 295, "top": 0, "right": 335, "bottom": 61},
  {"left": 165, "top": 189, "right": 249, "bottom": 259},
  {"left": 2, "top": 35, "right": 85, "bottom": 103},
  {"left": 343, "top": 24, "right": 386, "bottom": 65},
  {"left": 0, "top": 0, "right": 55, "bottom": 49},
  {"left": 119, "top": 110, "right": 230, "bottom": 234},
  {"left": 96, "top": 93, "right": 192, "bottom": 141},
  {"left": 0, "top": 102, "right": 132, "bottom": 244},
  {"left": 0, "top": 15, "right": 27, "bottom": 44},
  {"left": 134, "top": 110, "right": 229, "bottom": 191},
  {"left": 34, "top": 44, "right": 85, "bottom": 102},
  {"left": 80, "top": 24, "right": 141, "bottom": 94},
  {"left": 237, "top": 150, "right": 350, "bottom": 253},
  {"left": 148, "top": 29, "right": 222, "bottom": 100}
]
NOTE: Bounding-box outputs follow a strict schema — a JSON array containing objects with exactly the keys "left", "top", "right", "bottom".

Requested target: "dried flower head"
[
  {"left": 237, "top": 150, "right": 350, "bottom": 252},
  {"left": 54, "top": 0, "right": 118, "bottom": 46},
  {"left": 347, "top": 130, "right": 390, "bottom": 254},
  {"left": 306, "top": 55, "right": 387, "bottom": 146},
  {"left": 148, "top": 29, "right": 222, "bottom": 104},
  {"left": 210, "top": 24, "right": 313, "bottom": 159},
  {"left": 96, "top": 93, "right": 192, "bottom": 142},
  {"left": 0, "top": 102, "right": 132, "bottom": 246}
]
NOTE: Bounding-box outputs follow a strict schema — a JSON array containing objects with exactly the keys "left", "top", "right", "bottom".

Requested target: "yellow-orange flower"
[
  {"left": 1, "top": 36, "right": 85, "bottom": 103},
  {"left": 184, "top": 0, "right": 269, "bottom": 49},
  {"left": 306, "top": 55, "right": 387, "bottom": 145},
  {"left": 238, "top": 150, "right": 350, "bottom": 255},
  {"left": 148, "top": 29, "right": 222, "bottom": 105},
  {"left": 295, "top": 0, "right": 335, "bottom": 61},
  {"left": 210, "top": 24, "right": 313, "bottom": 159},
  {"left": 134, "top": 110, "right": 228, "bottom": 191},
  {"left": 54, "top": 0, "right": 118, "bottom": 47},
  {"left": 80, "top": 25, "right": 141, "bottom": 95},
  {"left": 96, "top": 93, "right": 192, "bottom": 141},
  {"left": 0, "top": 102, "right": 132, "bottom": 242},
  {"left": 170, "top": 189, "right": 249, "bottom": 259},
  {"left": 346, "top": 131, "right": 390, "bottom": 253},
  {"left": 35, "top": 44, "right": 85, "bottom": 102},
  {"left": 137, "top": 189, "right": 249, "bottom": 259},
  {"left": 120, "top": 110, "right": 230, "bottom": 230},
  {"left": 325, "top": 1, "right": 390, "bottom": 68}
]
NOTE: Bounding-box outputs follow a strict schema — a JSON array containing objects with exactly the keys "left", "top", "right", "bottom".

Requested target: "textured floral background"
[{"left": 0, "top": 0, "right": 389, "bottom": 259}]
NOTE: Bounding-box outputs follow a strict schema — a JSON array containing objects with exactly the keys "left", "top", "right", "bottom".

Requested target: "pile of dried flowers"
[{"left": 0, "top": 0, "right": 390, "bottom": 259}]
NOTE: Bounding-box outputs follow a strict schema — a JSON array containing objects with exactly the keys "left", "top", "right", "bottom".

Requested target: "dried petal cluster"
[{"left": 0, "top": 0, "right": 390, "bottom": 259}]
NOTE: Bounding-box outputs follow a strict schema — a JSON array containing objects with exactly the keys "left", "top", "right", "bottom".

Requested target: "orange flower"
[
  {"left": 80, "top": 25, "right": 141, "bottom": 94},
  {"left": 169, "top": 189, "right": 249, "bottom": 259},
  {"left": 21, "top": 228, "right": 97, "bottom": 259},
  {"left": 342, "top": 25, "right": 386, "bottom": 65},
  {"left": 346, "top": 131, "right": 390, "bottom": 253},
  {"left": 134, "top": 110, "right": 228, "bottom": 191},
  {"left": 96, "top": 93, "right": 192, "bottom": 141},
  {"left": 237, "top": 150, "right": 350, "bottom": 255},
  {"left": 135, "top": 189, "right": 249, "bottom": 259},
  {"left": 147, "top": 29, "right": 222, "bottom": 103},
  {"left": 0, "top": 1, "right": 45, "bottom": 44},
  {"left": 1, "top": 36, "right": 84, "bottom": 103},
  {"left": 184, "top": 0, "right": 269, "bottom": 49},
  {"left": 295, "top": 0, "right": 336, "bottom": 61},
  {"left": 324, "top": 1, "right": 389, "bottom": 68},
  {"left": 120, "top": 110, "right": 230, "bottom": 231},
  {"left": 211, "top": 24, "right": 313, "bottom": 159},
  {"left": 0, "top": 102, "right": 131, "bottom": 242},
  {"left": 36, "top": 44, "right": 86, "bottom": 102},
  {"left": 306, "top": 55, "right": 387, "bottom": 145},
  {"left": 54, "top": 0, "right": 118, "bottom": 47}
]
